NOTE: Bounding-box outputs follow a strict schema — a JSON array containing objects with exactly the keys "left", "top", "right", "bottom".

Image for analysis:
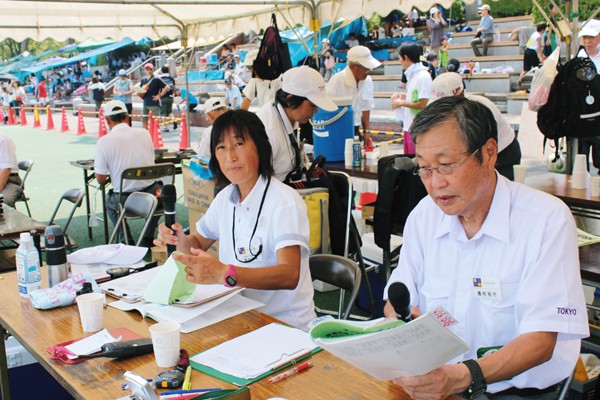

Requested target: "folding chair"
[
  {"left": 309, "top": 254, "right": 361, "bottom": 320},
  {"left": 47, "top": 188, "right": 85, "bottom": 252},
  {"left": 15, "top": 160, "right": 33, "bottom": 217},
  {"left": 109, "top": 192, "right": 158, "bottom": 247}
]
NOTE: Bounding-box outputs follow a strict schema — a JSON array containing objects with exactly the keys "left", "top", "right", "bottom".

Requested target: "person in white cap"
[
  {"left": 94, "top": 100, "right": 160, "bottom": 247},
  {"left": 471, "top": 4, "right": 494, "bottom": 56},
  {"left": 257, "top": 66, "right": 337, "bottom": 182},
  {"left": 113, "top": 69, "right": 134, "bottom": 126},
  {"left": 241, "top": 49, "right": 283, "bottom": 110},
  {"left": 428, "top": 72, "right": 521, "bottom": 180},
  {"left": 327, "top": 45, "right": 381, "bottom": 144},
  {"left": 577, "top": 19, "right": 600, "bottom": 172},
  {"left": 197, "top": 98, "right": 228, "bottom": 158},
  {"left": 427, "top": 7, "right": 447, "bottom": 56},
  {"left": 391, "top": 43, "right": 432, "bottom": 154}
]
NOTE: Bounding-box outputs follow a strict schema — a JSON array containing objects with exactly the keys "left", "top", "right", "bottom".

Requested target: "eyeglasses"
[{"left": 413, "top": 148, "right": 480, "bottom": 179}]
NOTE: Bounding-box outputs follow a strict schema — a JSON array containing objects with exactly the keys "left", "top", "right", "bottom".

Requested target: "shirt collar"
[
  {"left": 109, "top": 123, "right": 129, "bottom": 133},
  {"left": 343, "top": 66, "right": 358, "bottom": 88},
  {"left": 228, "top": 176, "right": 268, "bottom": 207},
  {"left": 275, "top": 102, "right": 297, "bottom": 132},
  {"left": 434, "top": 172, "right": 510, "bottom": 243}
]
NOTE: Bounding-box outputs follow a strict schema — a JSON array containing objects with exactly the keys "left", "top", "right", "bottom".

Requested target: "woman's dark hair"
[
  {"left": 399, "top": 43, "right": 421, "bottom": 63},
  {"left": 210, "top": 109, "right": 273, "bottom": 187},
  {"left": 274, "top": 89, "right": 307, "bottom": 110},
  {"left": 446, "top": 58, "right": 460, "bottom": 72}
]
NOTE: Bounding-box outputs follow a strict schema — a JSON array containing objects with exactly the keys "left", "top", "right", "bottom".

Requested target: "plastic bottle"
[
  {"left": 475, "top": 62, "right": 480, "bottom": 74},
  {"left": 16, "top": 232, "right": 41, "bottom": 298}
]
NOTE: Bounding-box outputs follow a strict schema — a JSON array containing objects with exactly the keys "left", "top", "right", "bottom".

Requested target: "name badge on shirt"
[{"left": 472, "top": 277, "right": 502, "bottom": 301}]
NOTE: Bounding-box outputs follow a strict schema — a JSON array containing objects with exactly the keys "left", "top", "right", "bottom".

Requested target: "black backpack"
[
  {"left": 92, "top": 87, "right": 105, "bottom": 102},
  {"left": 538, "top": 46, "right": 600, "bottom": 146},
  {"left": 254, "top": 14, "right": 292, "bottom": 81}
]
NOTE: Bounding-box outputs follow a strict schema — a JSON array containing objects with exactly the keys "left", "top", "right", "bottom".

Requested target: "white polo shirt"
[
  {"left": 384, "top": 174, "right": 589, "bottom": 391},
  {"left": 196, "top": 125, "right": 212, "bottom": 159},
  {"left": 256, "top": 101, "right": 297, "bottom": 182},
  {"left": 242, "top": 76, "right": 282, "bottom": 108},
  {"left": 0, "top": 133, "right": 18, "bottom": 174},
  {"left": 467, "top": 94, "right": 515, "bottom": 152},
  {"left": 402, "top": 62, "right": 432, "bottom": 132},
  {"left": 197, "top": 177, "right": 316, "bottom": 329},
  {"left": 327, "top": 67, "right": 375, "bottom": 127},
  {"left": 94, "top": 123, "right": 155, "bottom": 193}
]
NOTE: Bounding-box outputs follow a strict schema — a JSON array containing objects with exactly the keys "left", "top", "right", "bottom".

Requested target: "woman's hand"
[
  {"left": 154, "top": 221, "right": 185, "bottom": 248},
  {"left": 174, "top": 248, "right": 228, "bottom": 285}
]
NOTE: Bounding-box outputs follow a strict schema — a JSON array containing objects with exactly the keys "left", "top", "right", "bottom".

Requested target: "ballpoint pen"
[
  {"left": 268, "top": 362, "right": 313, "bottom": 384},
  {"left": 182, "top": 366, "right": 192, "bottom": 390}
]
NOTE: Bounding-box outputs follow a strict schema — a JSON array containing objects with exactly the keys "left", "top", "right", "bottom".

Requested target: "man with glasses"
[
  {"left": 327, "top": 45, "right": 380, "bottom": 144},
  {"left": 382, "top": 96, "right": 588, "bottom": 398}
]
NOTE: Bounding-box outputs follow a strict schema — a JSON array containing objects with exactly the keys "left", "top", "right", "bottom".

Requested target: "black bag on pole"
[{"left": 253, "top": 13, "right": 292, "bottom": 80}]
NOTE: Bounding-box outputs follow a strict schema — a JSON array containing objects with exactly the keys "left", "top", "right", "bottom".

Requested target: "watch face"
[
  {"left": 225, "top": 274, "right": 237, "bottom": 287},
  {"left": 467, "top": 383, "right": 487, "bottom": 399},
  {"left": 155, "top": 370, "right": 184, "bottom": 388}
]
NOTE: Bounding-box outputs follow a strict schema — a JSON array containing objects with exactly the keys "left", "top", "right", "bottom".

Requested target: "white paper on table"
[
  {"left": 312, "top": 311, "right": 469, "bottom": 380},
  {"left": 64, "top": 329, "right": 121, "bottom": 359},
  {"left": 191, "top": 323, "right": 318, "bottom": 379}
]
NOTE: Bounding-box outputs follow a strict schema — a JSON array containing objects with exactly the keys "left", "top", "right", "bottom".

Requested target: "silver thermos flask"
[{"left": 45, "top": 225, "right": 68, "bottom": 287}]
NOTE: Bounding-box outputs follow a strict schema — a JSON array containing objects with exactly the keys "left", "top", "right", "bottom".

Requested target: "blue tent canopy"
[{"left": 22, "top": 38, "right": 135, "bottom": 74}]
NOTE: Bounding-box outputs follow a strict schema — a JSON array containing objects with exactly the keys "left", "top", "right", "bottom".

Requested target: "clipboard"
[{"left": 189, "top": 323, "right": 322, "bottom": 386}]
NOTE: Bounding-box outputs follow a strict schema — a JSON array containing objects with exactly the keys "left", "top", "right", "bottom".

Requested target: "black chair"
[
  {"left": 15, "top": 160, "right": 33, "bottom": 216},
  {"left": 309, "top": 254, "right": 361, "bottom": 320},
  {"left": 109, "top": 192, "right": 158, "bottom": 247},
  {"left": 47, "top": 188, "right": 85, "bottom": 252}
]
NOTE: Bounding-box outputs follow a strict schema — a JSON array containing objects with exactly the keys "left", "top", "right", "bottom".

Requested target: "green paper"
[
  {"left": 309, "top": 318, "right": 405, "bottom": 340},
  {"left": 143, "top": 252, "right": 196, "bottom": 305}
]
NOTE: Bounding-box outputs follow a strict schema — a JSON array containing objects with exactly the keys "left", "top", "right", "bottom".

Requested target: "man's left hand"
[{"left": 392, "top": 363, "right": 471, "bottom": 400}]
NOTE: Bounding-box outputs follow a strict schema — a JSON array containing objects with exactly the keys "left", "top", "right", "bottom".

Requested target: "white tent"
[{"left": 0, "top": 0, "right": 465, "bottom": 42}]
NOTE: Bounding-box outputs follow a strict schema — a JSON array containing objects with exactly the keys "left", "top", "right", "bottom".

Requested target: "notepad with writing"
[{"left": 190, "top": 323, "right": 321, "bottom": 386}]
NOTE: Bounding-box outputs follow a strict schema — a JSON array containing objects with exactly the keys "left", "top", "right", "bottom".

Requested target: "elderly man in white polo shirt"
[
  {"left": 577, "top": 19, "right": 600, "bottom": 172},
  {"left": 384, "top": 96, "right": 588, "bottom": 397},
  {"left": 327, "top": 45, "right": 381, "bottom": 145}
]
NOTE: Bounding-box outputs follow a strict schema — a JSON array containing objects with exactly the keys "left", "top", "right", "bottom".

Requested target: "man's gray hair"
[{"left": 410, "top": 96, "right": 498, "bottom": 162}]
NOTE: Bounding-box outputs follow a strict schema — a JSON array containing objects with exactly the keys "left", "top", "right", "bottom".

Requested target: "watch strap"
[
  {"left": 462, "top": 359, "right": 487, "bottom": 399},
  {"left": 225, "top": 264, "right": 238, "bottom": 288}
]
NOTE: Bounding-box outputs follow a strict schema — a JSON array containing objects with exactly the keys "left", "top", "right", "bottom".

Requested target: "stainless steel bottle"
[{"left": 45, "top": 225, "right": 68, "bottom": 287}]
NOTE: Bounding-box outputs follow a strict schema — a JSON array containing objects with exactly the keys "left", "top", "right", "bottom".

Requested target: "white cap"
[
  {"left": 321, "top": 38, "right": 329, "bottom": 43},
  {"left": 281, "top": 66, "right": 337, "bottom": 111},
  {"left": 479, "top": 4, "right": 490, "bottom": 11},
  {"left": 67, "top": 244, "right": 147, "bottom": 265},
  {"left": 205, "top": 97, "right": 227, "bottom": 113},
  {"left": 103, "top": 100, "right": 128, "bottom": 116},
  {"left": 347, "top": 46, "right": 381, "bottom": 70},
  {"left": 430, "top": 7, "right": 439, "bottom": 15},
  {"left": 243, "top": 49, "right": 259, "bottom": 66},
  {"left": 428, "top": 72, "right": 464, "bottom": 103},
  {"left": 580, "top": 19, "right": 600, "bottom": 37},
  {"left": 118, "top": 69, "right": 127, "bottom": 76}
]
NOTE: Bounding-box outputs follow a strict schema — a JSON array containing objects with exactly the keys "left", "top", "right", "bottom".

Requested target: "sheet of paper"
[
  {"left": 191, "top": 323, "right": 318, "bottom": 379},
  {"left": 312, "top": 312, "right": 469, "bottom": 380},
  {"left": 64, "top": 329, "right": 121, "bottom": 359},
  {"left": 144, "top": 253, "right": 196, "bottom": 304},
  {"left": 99, "top": 267, "right": 159, "bottom": 302},
  {"left": 578, "top": 228, "right": 600, "bottom": 247}
]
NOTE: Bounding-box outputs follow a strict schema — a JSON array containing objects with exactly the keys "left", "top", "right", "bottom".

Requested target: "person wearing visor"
[
  {"left": 256, "top": 66, "right": 338, "bottom": 182},
  {"left": 155, "top": 109, "right": 316, "bottom": 329}
]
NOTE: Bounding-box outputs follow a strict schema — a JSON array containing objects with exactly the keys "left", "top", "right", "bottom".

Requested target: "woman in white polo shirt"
[{"left": 155, "top": 109, "right": 316, "bottom": 329}]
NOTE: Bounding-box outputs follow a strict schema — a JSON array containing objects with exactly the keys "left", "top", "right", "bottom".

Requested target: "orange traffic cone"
[
  {"left": 60, "top": 107, "right": 70, "bottom": 132},
  {"left": 0, "top": 108, "right": 4, "bottom": 124},
  {"left": 19, "top": 105, "right": 28, "bottom": 126},
  {"left": 46, "top": 106, "right": 55, "bottom": 130},
  {"left": 178, "top": 112, "right": 189, "bottom": 150},
  {"left": 148, "top": 110, "right": 154, "bottom": 135},
  {"left": 7, "top": 106, "right": 15, "bottom": 125},
  {"left": 155, "top": 119, "right": 164, "bottom": 148},
  {"left": 76, "top": 107, "right": 87, "bottom": 135},
  {"left": 151, "top": 117, "right": 161, "bottom": 148},
  {"left": 97, "top": 109, "right": 108, "bottom": 138},
  {"left": 33, "top": 106, "right": 41, "bottom": 128}
]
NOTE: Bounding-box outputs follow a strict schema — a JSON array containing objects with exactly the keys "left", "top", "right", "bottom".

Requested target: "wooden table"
[
  {"left": 325, "top": 161, "right": 378, "bottom": 180},
  {"left": 0, "top": 206, "right": 46, "bottom": 268},
  {"left": 0, "top": 271, "right": 409, "bottom": 400}
]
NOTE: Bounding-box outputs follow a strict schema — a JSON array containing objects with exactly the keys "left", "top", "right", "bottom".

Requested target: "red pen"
[{"left": 268, "top": 362, "right": 313, "bottom": 384}]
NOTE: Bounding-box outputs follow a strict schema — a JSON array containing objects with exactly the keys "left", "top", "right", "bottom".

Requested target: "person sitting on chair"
[
  {"left": 383, "top": 96, "right": 588, "bottom": 396},
  {"left": 154, "top": 109, "right": 316, "bottom": 329},
  {"left": 0, "top": 133, "right": 22, "bottom": 207},
  {"left": 94, "top": 100, "right": 161, "bottom": 248}
]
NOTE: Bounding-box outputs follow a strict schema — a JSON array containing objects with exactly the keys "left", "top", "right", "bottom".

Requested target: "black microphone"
[
  {"left": 388, "top": 282, "right": 412, "bottom": 322},
  {"left": 162, "top": 184, "right": 177, "bottom": 255}
]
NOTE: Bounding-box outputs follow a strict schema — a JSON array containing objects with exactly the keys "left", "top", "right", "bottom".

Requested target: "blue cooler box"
[{"left": 312, "top": 97, "right": 354, "bottom": 162}]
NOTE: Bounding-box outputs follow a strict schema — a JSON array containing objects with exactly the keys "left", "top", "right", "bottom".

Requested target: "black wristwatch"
[{"left": 461, "top": 359, "right": 487, "bottom": 399}]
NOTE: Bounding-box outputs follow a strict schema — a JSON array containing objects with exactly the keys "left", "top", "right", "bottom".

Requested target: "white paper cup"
[
  {"left": 379, "top": 142, "right": 390, "bottom": 157},
  {"left": 513, "top": 164, "right": 527, "bottom": 183},
  {"left": 572, "top": 171, "right": 589, "bottom": 190},
  {"left": 344, "top": 139, "right": 354, "bottom": 167},
  {"left": 149, "top": 322, "right": 181, "bottom": 368},
  {"left": 591, "top": 176, "right": 600, "bottom": 197},
  {"left": 573, "top": 154, "right": 588, "bottom": 174},
  {"left": 76, "top": 293, "right": 104, "bottom": 332}
]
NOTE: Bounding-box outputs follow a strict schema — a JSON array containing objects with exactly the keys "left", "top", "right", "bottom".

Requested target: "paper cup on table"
[
  {"left": 344, "top": 138, "right": 354, "bottom": 167},
  {"left": 573, "top": 154, "right": 588, "bottom": 173},
  {"left": 379, "top": 142, "right": 390, "bottom": 157},
  {"left": 572, "top": 171, "right": 589, "bottom": 190},
  {"left": 149, "top": 322, "right": 181, "bottom": 368},
  {"left": 591, "top": 176, "right": 600, "bottom": 197},
  {"left": 513, "top": 164, "right": 527, "bottom": 184},
  {"left": 76, "top": 293, "right": 104, "bottom": 332}
]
